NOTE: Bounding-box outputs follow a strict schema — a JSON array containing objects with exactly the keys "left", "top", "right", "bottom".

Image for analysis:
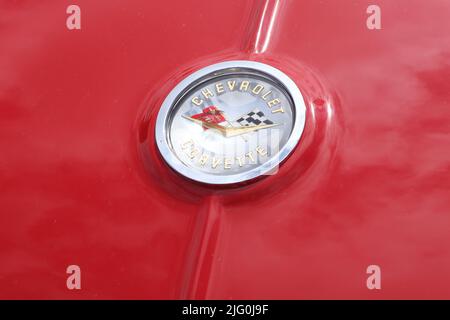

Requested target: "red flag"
[{"left": 191, "top": 106, "right": 226, "bottom": 129}]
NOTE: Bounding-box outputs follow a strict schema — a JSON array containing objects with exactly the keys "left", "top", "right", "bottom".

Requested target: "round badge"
[{"left": 155, "top": 60, "right": 306, "bottom": 185}]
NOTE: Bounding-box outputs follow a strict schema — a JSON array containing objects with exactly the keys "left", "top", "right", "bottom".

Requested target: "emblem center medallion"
[{"left": 155, "top": 61, "right": 306, "bottom": 185}]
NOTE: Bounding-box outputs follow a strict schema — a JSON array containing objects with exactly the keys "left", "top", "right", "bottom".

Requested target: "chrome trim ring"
[{"left": 155, "top": 60, "right": 306, "bottom": 185}]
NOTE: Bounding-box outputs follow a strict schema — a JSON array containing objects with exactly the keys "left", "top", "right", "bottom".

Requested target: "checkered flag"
[{"left": 235, "top": 108, "right": 274, "bottom": 127}]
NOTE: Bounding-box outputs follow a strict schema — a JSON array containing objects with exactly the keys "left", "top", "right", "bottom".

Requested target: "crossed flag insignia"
[{"left": 186, "top": 106, "right": 275, "bottom": 130}]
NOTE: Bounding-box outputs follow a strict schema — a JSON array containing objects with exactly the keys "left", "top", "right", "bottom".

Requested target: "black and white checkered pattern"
[{"left": 235, "top": 109, "right": 274, "bottom": 127}]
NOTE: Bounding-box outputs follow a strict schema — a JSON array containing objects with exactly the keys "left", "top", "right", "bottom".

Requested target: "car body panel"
[{"left": 0, "top": 0, "right": 449, "bottom": 299}]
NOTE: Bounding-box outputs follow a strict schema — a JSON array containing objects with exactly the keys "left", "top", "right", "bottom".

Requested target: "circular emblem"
[{"left": 155, "top": 60, "right": 306, "bottom": 185}]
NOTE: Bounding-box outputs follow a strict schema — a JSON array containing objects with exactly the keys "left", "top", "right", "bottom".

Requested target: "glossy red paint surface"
[{"left": 0, "top": 0, "right": 449, "bottom": 299}]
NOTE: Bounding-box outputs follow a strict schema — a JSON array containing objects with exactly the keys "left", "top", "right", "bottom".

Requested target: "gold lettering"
[
  {"left": 215, "top": 82, "right": 224, "bottom": 94},
  {"left": 236, "top": 156, "right": 245, "bottom": 167},
  {"left": 192, "top": 96, "right": 203, "bottom": 106},
  {"left": 198, "top": 154, "right": 209, "bottom": 166},
  {"left": 212, "top": 157, "right": 222, "bottom": 169},
  {"left": 271, "top": 106, "right": 285, "bottom": 114},
  {"left": 188, "top": 148, "right": 200, "bottom": 159},
  {"left": 227, "top": 80, "right": 236, "bottom": 91},
  {"left": 201, "top": 88, "right": 214, "bottom": 99},
  {"left": 267, "top": 98, "right": 280, "bottom": 108},
  {"left": 224, "top": 158, "right": 232, "bottom": 169},
  {"left": 252, "top": 84, "right": 264, "bottom": 95},
  {"left": 181, "top": 140, "right": 194, "bottom": 150},
  {"left": 246, "top": 151, "right": 255, "bottom": 163},
  {"left": 261, "top": 90, "right": 272, "bottom": 100},
  {"left": 255, "top": 146, "right": 267, "bottom": 156},
  {"left": 240, "top": 81, "right": 250, "bottom": 91}
]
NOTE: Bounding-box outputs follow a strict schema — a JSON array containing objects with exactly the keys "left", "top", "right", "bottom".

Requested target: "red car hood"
[{"left": 0, "top": 0, "right": 449, "bottom": 299}]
